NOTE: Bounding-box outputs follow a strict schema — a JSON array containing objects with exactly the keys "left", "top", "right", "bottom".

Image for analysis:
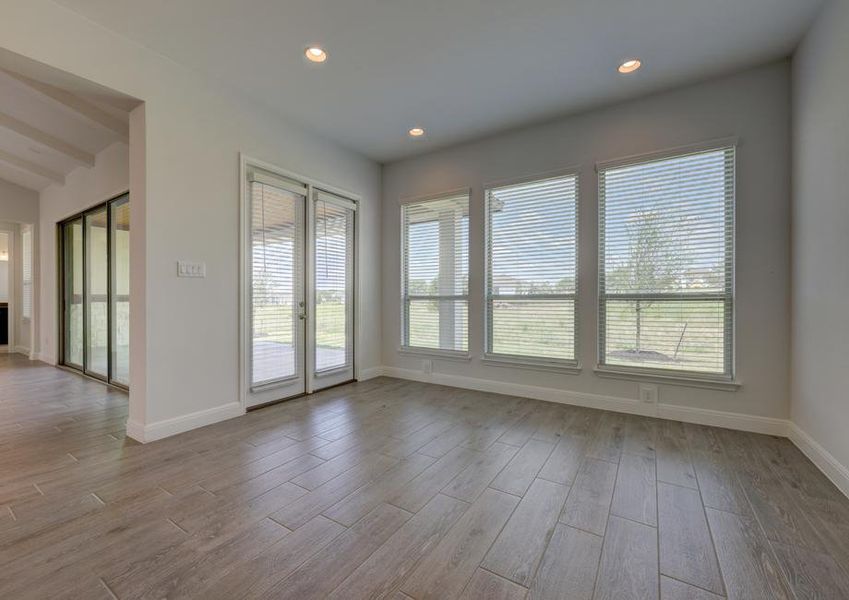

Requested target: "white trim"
[
  {"left": 357, "top": 366, "right": 385, "bottom": 381},
  {"left": 658, "top": 403, "right": 786, "bottom": 436},
  {"left": 594, "top": 367, "right": 741, "bottom": 392},
  {"left": 482, "top": 165, "right": 581, "bottom": 192},
  {"left": 595, "top": 136, "right": 740, "bottom": 172},
  {"left": 380, "top": 366, "right": 787, "bottom": 435},
  {"left": 398, "top": 187, "right": 471, "bottom": 206},
  {"left": 481, "top": 355, "right": 581, "bottom": 375},
  {"left": 398, "top": 347, "right": 471, "bottom": 361},
  {"left": 787, "top": 423, "right": 849, "bottom": 500},
  {"left": 125, "top": 402, "right": 245, "bottom": 443}
]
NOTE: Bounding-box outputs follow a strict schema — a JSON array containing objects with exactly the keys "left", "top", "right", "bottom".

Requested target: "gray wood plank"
[
  {"left": 204, "top": 515, "right": 345, "bottom": 600},
  {"left": 442, "top": 441, "right": 519, "bottom": 503},
  {"left": 657, "top": 482, "right": 723, "bottom": 595},
  {"left": 270, "top": 453, "right": 398, "bottom": 528},
  {"left": 771, "top": 539, "right": 849, "bottom": 600},
  {"left": 401, "top": 488, "right": 520, "bottom": 600},
  {"left": 610, "top": 453, "right": 657, "bottom": 526},
  {"left": 560, "top": 458, "right": 618, "bottom": 536},
  {"left": 389, "top": 446, "right": 480, "bottom": 512},
  {"left": 460, "top": 568, "right": 529, "bottom": 600},
  {"left": 483, "top": 478, "right": 570, "bottom": 586},
  {"left": 528, "top": 523, "right": 603, "bottom": 600},
  {"left": 660, "top": 576, "right": 724, "bottom": 600},
  {"left": 538, "top": 434, "right": 587, "bottom": 486},
  {"left": 490, "top": 439, "right": 555, "bottom": 497},
  {"left": 328, "top": 493, "right": 469, "bottom": 600},
  {"left": 655, "top": 421, "right": 698, "bottom": 489},
  {"left": 594, "top": 516, "right": 659, "bottom": 600},
  {"left": 705, "top": 507, "right": 793, "bottom": 600},
  {"left": 261, "top": 503, "right": 411, "bottom": 600}
]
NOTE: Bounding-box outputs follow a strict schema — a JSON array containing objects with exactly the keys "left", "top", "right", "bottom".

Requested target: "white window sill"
[
  {"left": 594, "top": 366, "right": 741, "bottom": 391},
  {"left": 398, "top": 347, "right": 471, "bottom": 362},
  {"left": 481, "top": 355, "right": 581, "bottom": 375}
]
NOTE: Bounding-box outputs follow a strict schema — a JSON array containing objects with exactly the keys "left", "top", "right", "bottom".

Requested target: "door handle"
[{"left": 298, "top": 313, "right": 307, "bottom": 320}]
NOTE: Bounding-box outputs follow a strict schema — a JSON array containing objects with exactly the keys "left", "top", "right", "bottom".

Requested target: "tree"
[{"left": 609, "top": 209, "right": 682, "bottom": 354}]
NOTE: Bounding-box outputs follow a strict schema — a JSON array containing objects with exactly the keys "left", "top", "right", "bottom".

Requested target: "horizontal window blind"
[
  {"left": 599, "top": 146, "right": 735, "bottom": 377},
  {"left": 401, "top": 193, "right": 469, "bottom": 352},
  {"left": 314, "top": 195, "right": 354, "bottom": 373},
  {"left": 22, "top": 225, "right": 32, "bottom": 320},
  {"left": 250, "top": 172, "right": 305, "bottom": 386},
  {"left": 486, "top": 175, "right": 578, "bottom": 362}
]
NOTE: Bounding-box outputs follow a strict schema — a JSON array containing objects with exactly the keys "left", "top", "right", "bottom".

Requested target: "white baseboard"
[
  {"left": 787, "top": 423, "right": 849, "bottom": 499},
  {"left": 357, "top": 366, "right": 386, "bottom": 381},
  {"left": 658, "top": 403, "right": 789, "bottom": 436},
  {"left": 34, "top": 352, "right": 56, "bottom": 365},
  {"left": 381, "top": 366, "right": 786, "bottom": 435},
  {"left": 126, "top": 402, "right": 245, "bottom": 443}
]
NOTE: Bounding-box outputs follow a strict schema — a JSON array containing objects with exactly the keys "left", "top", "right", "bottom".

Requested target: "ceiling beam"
[
  {"left": 0, "top": 69, "right": 129, "bottom": 142},
  {"left": 0, "top": 112, "right": 95, "bottom": 168},
  {"left": 0, "top": 148, "right": 64, "bottom": 184}
]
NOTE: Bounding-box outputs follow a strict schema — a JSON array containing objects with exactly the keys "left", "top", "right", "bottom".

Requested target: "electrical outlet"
[
  {"left": 639, "top": 383, "right": 658, "bottom": 404},
  {"left": 177, "top": 261, "right": 206, "bottom": 278},
  {"left": 422, "top": 359, "right": 433, "bottom": 374}
]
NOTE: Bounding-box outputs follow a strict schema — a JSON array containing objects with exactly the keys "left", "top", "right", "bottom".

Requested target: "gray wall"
[
  {"left": 382, "top": 61, "right": 792, "bottom": 419},
  {"left": 791, "top": 0, "right": 849, "bottom": 470}
]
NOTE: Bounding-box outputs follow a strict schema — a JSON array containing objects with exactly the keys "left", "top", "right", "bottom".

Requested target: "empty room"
[{"left": 0, "top": 0, "right": 847, "bottom": 598}]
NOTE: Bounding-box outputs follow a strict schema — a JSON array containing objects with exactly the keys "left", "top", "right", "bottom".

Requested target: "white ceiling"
[
  {"left": 0, "top": 50, "right": 135, "bottom": 192},
  {"left": 53, "top": 0, "right": 823, "bottom": 163}
]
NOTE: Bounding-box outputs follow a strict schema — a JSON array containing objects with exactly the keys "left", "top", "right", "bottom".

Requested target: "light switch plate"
[{"left": 177, "top": 261, "right": 206, "bottom": 278}]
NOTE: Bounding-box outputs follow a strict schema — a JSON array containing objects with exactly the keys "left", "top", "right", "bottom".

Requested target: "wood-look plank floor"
[{"left": 2, "top": 353, "right": 849, "bottom": 599}]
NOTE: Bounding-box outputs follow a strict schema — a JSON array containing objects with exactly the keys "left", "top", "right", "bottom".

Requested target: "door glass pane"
[
  {"left": 110, "top": 196, "right": 130, "bottom": 385},
  {"left": 314, "top": 200, "right": 353, "bottom": 372},
  {"left": 63, "top": 219, "right": 83, "bottom": 367},
  {"left": 251, "top": 181, "right": 304, "bottom": 386},
  {"left": 85, "top": 207, "right": 109, "bottom": 377}
]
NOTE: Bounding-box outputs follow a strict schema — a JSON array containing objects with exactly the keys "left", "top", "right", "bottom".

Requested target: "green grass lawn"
[
  {"left": 406, "top": 298, "right": 727, "bottom": 374},
  {"left": 254, "top": 302, "right": 347, "bottom": 348}
]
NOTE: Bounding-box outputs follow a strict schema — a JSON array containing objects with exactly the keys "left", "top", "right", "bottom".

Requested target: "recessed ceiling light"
[
  {"left": 408, "top": 127, "right": 425, "bottom": 137},
  {"left": 618, "top": 59, "right": 642, "bottom": 74},
  {"left": 305, "top": 46, "right": 327, "bottom": 63}
]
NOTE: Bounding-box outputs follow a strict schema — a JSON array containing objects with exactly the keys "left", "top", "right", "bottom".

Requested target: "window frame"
[
  {"left": 596, "top": 139, "right": 737, "bottom": 383},
  {"left": 483, "top": 170, "right": 580, "bottom": 370},
  {"left": 399, "top": 189, "right": 471, "bottom": 358}
]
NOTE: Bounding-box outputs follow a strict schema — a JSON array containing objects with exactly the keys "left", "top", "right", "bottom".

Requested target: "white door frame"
[
  {"left": 239, "top": 154, "right": 360, "bottom": 411},
  {"left": 0, "top": 226, "right": 14, "bottom": 352}
]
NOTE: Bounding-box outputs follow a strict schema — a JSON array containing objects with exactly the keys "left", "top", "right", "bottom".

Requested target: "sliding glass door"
[
  {"left": 59, "top": 193, "right": 130, "bottom": 387},
  {"left": 110, "top": 196, "right": 130, "bottom": 386},
  {"left": 85, "top": 206, "right": 109, "bottom": 378},
  {"left": 62, "top": 218, "right": 84, "bottom": 369},
  {"left": 244, "top": 163, "right": 357, "bottom": 408}
]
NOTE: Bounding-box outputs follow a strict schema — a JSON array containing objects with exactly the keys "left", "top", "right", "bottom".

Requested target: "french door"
[
  {"left": 244, "top": 163, "right": 356, "bottom": 409},
  {"left": 59, "top": 193, "right": 130, "bottom": 387}
]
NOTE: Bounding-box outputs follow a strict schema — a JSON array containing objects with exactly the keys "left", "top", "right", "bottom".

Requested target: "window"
[
  {"left": 598, "top": 145, "right": 735, "bottom": 378},
  {"left": 401, "top": 192, "right": 469, "bottom": 353},
  {"left": 485, "top": 175, "right": 578, "bottom": 364},
  {"left": 21, "top": 225, "right": 32, "bottom": 320}
]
